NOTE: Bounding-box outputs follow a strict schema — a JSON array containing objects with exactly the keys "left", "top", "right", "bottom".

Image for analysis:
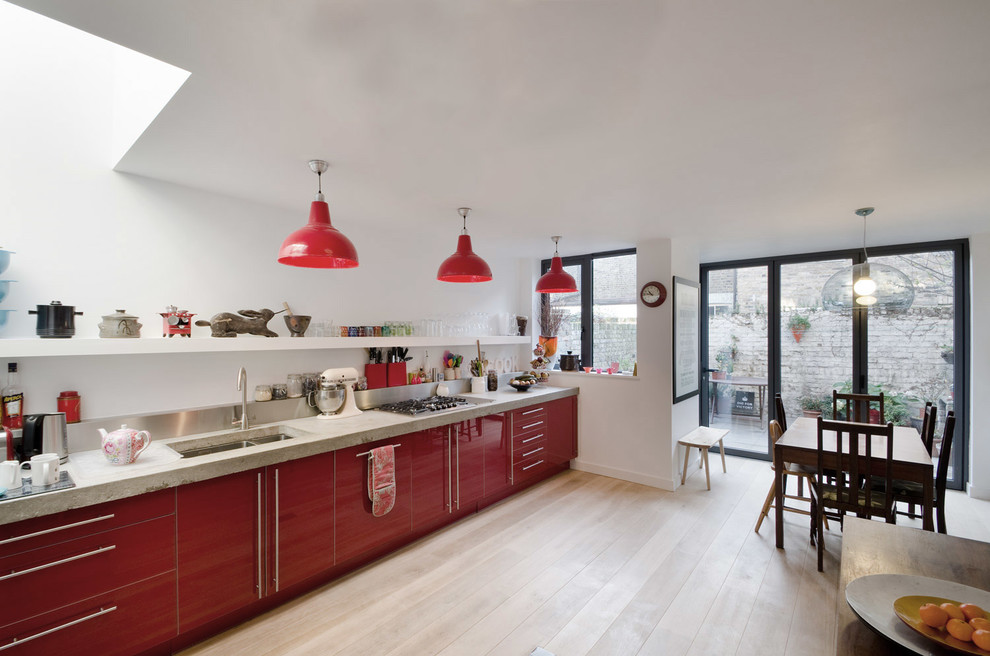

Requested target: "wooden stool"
[{"left": 678, "top": 427, "right": 729, "bottom": 490}]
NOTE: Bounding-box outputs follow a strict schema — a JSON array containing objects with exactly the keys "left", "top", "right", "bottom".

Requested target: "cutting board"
[{"left": 69, "top": 442, "right": 182, "bottom": 481}]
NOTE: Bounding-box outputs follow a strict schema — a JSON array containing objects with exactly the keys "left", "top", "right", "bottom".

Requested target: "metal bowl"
[{"left": 310, "top": 387, "right": 345, "bottom": 415}]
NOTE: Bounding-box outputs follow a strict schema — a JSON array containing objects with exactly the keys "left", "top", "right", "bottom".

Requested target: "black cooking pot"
[
  {"left": 29, "top": 301, "right": 83, "bottom": 338},
  {"left": 559, "top": 351, "right": 581, "bottom": 371}
]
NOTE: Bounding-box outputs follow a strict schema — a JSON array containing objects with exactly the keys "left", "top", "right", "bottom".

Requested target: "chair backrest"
[
  {"left": 773, "top": 394, "right": 788, "bottom": 432},
  {"left": 817, "top": 417, "right": 895, "bottom": 517},
  {"left": 769, "top": 419, "right": 783, "bottom": 471},
  {"left": 935, "top": 411, "right": 956, "bottom": 497},
  {"left": 832, "top": 390, "right": 885, "bottom": 424},
  {"left": 920, "top": 402, "right": 937, "bottom": 455}
]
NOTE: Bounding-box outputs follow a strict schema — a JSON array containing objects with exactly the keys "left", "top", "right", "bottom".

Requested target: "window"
[{"left": 539, "top": 249, "right": 637, "bottom": 371}]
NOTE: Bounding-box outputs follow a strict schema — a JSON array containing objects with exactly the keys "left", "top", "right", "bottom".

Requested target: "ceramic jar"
[
  {"left": 99, "top": 424, "right": 152, "bottom": 465},
  {"left": 98, "top": 309, "right": 142, "bottom": 338}
]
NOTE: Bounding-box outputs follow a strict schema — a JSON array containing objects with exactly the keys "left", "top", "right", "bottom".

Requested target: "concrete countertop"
[{"left": 0, "top": 386, "right": 577, "bottom": 526}]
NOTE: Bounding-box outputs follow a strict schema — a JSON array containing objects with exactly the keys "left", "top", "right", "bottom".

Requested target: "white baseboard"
[
  {"left": 571, "top": 459, "right": 677, "bottom": 491},
  {"left": 967, "top": 482, "right": 990, "bottom": 500}
]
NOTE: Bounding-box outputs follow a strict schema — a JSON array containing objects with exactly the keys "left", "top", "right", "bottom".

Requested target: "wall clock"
[{"left": 640, "top": 281, "right": 667, "bottom": 307}]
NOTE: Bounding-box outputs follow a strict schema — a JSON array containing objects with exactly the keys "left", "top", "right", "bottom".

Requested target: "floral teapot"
[{"left": 99, "top": 424, "right": 152, "bottom": 465}]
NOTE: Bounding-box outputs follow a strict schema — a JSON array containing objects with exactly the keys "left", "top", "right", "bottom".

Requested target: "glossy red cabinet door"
[
  {"left": 453, "top": 418, "right": 486, "bottom": 508},
  {"left": 482, "top": 413, "right": 511, "bottom": 498},
  {"left": 335, "top": 437, "right": 412, "bottom": 564},
  {"left": 177, "top": 468, "right": 264, "bottom": 631},
  {"left": 268, "top": 452, "right": 334, "bottom": 592},
  {"left": 547, "top": 396, "right": 578, "bottom": 464},
  {"left": 410, "top": 426, "right": 451, "bottom": 529}
]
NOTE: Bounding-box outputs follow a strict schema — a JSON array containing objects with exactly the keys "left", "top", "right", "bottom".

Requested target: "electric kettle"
[{"left": 20, "top": 413, "right": 69, "bottom": 463}]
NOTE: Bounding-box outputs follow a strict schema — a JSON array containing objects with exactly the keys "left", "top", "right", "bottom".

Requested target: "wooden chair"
[
  {"left": 890, "top": 411, "right": 956, "bottom": 533},
  {"left": 832, "top": 390, "right": 884, "bottom": 423},
  {"left": 774, "top": 393, "right": 788, "bottom": 432},
  {"left": 810, "top": 417, "right": 896, "bottom": 571},
  {"left": 901, "top": 403, "right": 936, "bottom": 518},
  {"left": 754, "top": 420, "right": 819, "bottom": 534}
]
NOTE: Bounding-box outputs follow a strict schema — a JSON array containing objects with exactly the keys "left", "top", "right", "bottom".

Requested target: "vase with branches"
[{"left": 537, "top": 298, "right": 566, "bottom": 360}]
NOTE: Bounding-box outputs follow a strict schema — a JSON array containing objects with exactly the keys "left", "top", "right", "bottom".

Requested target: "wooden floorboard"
[{"left": 178, "top": 458, "right": 990, "bottom": 656}]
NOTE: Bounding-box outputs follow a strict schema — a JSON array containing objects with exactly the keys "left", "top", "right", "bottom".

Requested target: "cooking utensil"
[
  {"left": 283, "top": 314, "right": 311, "bottom": 337},
  {"left": 20, "top": 413, "right": 69, "bottom": 463},
  {"left": 28, "top": 301, "right": 82, "bottom": 338},
  {"left": 308, "top": 381, "right": 346, "bottom": 417},
  {"left": 559, "top": 351, "right": 581, "bottom": 371},
  {"left": 160, "top": 306, "right": 195, "bottom": 337},
  {"left": 98, "top": 309, "right": 142, "bottom": 338}
]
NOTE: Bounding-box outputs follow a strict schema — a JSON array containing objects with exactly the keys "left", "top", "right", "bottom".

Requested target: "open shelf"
[{"left": 0, "top": 335, "right": 531, "bottom": 358}]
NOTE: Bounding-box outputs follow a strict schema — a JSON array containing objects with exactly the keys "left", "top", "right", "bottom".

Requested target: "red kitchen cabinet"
[
  {"left": 267, "top": 452, "right": 334, "bottom": 592},
  {"left": 177, "top": 468, "right": 265, "bottom": 631},
  {"left": 483, "top": 413, "right": 511, "bottom": 498},
  {"left": 410, "top": 426, "right": 452, "bottom": 528},
  {"left": 546, "top": 395, "right": 578, "bottom": 465},
  {"left": 453, "top": 418, "right": 486, "bottom": 509},
  {"left": 335, "top": 436, "right": 412, "bottom": 564},
  {"left": 0, "top": 570, "right": 176, "bottom": 656},
  {"left": 510, "top": 404, "right": 550, "bottom": 483}
]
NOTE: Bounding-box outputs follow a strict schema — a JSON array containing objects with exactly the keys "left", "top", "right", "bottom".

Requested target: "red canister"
[{"left": 57, "top": 390, "right": 81, "bottom": 423}]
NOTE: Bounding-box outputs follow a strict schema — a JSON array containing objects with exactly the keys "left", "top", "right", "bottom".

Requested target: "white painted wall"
[{"left": 968, "top": 232, "right": 990, "bottom": 499}]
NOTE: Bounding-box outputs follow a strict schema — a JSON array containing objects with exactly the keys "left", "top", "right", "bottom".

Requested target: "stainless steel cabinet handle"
[
  {"left": 257, "top": 473, "right": 263, "bottom": 599},
  {"left": 521, "top": 407, "right": 545, "bottom": 415},
  {"left": 521, "top": 421, "right": 544, "bottom": 430},
  {"left": 274, "top": 468, "right": 280, "bottom": 593},
  {"left": 520, "top": 433, "right": 544, "bottom": 444},
  {"left": 0, "top": 606, "right": 117, "bottom": 651},
  {"left": 522, "top": 447, "right": 544, "bottom": 458},
  {"left": 455, "top": 426, "right": 460, "bottom": 510},
  {"left": 446, "top": 428, "right": 452, "bottom": 512},
  {"left": 0, "top": 514, "right": 115, "bottom": 546},
  {"left": 522, "top": 460, "right": 545, "bottom": 471},
  {"left": 509, "top": 424, "right": 514, "bottom": 484},
  {"left": 0, "top": 545, "right": 116, "bottom": 582}
]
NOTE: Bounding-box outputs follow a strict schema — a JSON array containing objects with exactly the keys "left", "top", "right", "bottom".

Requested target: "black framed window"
[{"left": 539, "top": 249, "right": 637, "bottom": 371}]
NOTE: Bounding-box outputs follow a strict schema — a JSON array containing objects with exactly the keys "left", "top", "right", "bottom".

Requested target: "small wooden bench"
[{"left": 678, "top": 427, "right": 730, "bottom": 490}]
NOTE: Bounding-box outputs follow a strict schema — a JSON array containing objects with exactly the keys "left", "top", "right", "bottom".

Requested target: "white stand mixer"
[{"left": 315, "top": 367, "right": 363, "bottom": 419}]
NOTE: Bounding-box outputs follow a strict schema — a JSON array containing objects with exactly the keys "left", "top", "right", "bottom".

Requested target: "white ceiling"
[{"left": 11, "top": 0, "right": 990, "bottom": 261}]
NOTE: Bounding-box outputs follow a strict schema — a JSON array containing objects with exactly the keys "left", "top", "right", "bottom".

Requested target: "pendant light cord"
[{"left": 862, "top": 216, "right": 869, "bottom": 261}]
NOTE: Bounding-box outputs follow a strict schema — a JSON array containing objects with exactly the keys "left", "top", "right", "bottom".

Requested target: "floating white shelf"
[{"left": 0, "top": 335, "right": 531, "bottom": 358}]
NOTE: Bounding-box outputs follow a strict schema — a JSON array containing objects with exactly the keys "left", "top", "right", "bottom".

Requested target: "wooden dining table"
[{"left": 774, "top": 417, "right": 934, "bottom": 549}]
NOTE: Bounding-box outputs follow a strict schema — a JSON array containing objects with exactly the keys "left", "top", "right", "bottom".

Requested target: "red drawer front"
[
  {"left": 512, "top": 430, "right": 547, "bottom": 455},
  {"left": 513, "top": 451, "right": 548, "bottom": 482},
  {"left": 511, "top": 406, "right": 547, "bottom": 433},
  {"left": 1, "top": 489, "right": 174, "bottom": 558},
  {"left": 0, "top": 514, "right": 175, "bottom": 627},
  {"left": 0, "top": 570, "right": 176, "bottom": 655}
]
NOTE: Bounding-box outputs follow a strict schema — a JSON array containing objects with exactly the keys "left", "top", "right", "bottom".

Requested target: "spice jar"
[
  {"left": 487, "top": 371, "right": 498, "bottom": 392},
  {"left": 254, "top": 385, "right": 273, "bottom": 402},
  {"left": 271, "top": 383, "right": 288, "bottom": 400},
  {"left": 286, "top": 374, "right": 304, "bottom": 398},
  {"left": 57, "top": 390, "right": 82, "bottom": 423},
  {"left": 302, "top": 373, "right": 320, "bottom": 395}
]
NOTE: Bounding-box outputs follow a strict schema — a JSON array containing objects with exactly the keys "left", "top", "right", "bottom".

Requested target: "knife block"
[
  {"left": 365, "top": 364, "right": 387, "bottom": 390},
  {"left": 386, "top": 362, "right": 407, "bottom": 387}
]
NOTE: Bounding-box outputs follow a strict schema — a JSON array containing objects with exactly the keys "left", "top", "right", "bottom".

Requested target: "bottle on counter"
[{"left": 2, "top": 362, "right": 24, "bottom": 429}]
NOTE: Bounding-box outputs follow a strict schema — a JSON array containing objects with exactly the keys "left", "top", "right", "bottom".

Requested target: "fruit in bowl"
[{"left": 509, "top": 374, "right": 539, "bottom": 392}]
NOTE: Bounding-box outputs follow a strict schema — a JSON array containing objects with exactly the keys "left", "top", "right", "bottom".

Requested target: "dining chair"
[
  {"left": 889, "top": 410, "right": 956, "bottom": 533},
  {"left": 902, "top": 403, "right": 936, "bottom": 518},
  {"left": 773, "top": 393, "right": 788, "bottom": 432},
  {"left": 832, "top": 390, "right": 884, "bottom": 423},
  {"left": 810, "top": 417, "right": 896, "bottom": 571},
  {"left": 754, "top": 420, "right": 820, "bottom": 534}
]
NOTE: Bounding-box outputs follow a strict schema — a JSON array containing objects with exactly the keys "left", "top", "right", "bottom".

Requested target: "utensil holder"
[
  {"left": 365, "top": 364, "right": 387, "bottom": 390},
  {"left": 387, "top": 362, "right": 407, "bottom": 387}
]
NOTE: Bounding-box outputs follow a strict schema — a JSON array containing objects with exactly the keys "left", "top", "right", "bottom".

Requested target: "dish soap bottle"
[{"left": 2, "top": 362, "right": 24, "bottom": 429}]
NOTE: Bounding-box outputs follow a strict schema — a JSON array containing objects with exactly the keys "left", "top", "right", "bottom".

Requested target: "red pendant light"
[
  {"left": 535, "top": 236, "right": 578, "bottom": 293},
  {"left": 437, "top": 207, "right": 492, "bottom": 282},
  {"left": 278, "top": 160, "right": 358, "bottom": 268}
]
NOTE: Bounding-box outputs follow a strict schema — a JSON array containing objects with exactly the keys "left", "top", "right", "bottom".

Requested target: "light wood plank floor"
[{"left": 179, "top": 457, "right": 990, "bottom": 656}]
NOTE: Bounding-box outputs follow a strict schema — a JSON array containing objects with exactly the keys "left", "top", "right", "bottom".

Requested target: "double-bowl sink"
[{"left": 170, "top": 428, "right": 299, "bottom": 459}]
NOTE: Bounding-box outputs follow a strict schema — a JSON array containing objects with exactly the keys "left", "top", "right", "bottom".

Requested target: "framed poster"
[{"left": 672, "top": 276, "right": 700, "bottom": 403}]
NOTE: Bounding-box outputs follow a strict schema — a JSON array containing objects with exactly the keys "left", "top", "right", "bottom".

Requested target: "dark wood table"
[
  {"left": 774, "top": 417, "right": 934, "bottom": 549},
  {"left": 836, "top": 517, "right": 990, "bottom": 655}
]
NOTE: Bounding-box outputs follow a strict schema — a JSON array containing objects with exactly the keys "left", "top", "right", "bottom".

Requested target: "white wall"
[
  {"left": 0, "top": 17, "right": 528, "bottom": 420},
  {"left": 969, "top": 232, "right": 990, "bottom": 499}
]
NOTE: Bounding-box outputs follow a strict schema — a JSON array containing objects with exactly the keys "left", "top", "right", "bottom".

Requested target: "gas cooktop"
[{"left": 375, "top": 396, "right": 471, "bottom": 416}]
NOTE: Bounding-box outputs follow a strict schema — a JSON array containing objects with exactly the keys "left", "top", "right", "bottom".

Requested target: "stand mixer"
[{"left": 309, "top": 367, "right": 363, "bottom": 419}]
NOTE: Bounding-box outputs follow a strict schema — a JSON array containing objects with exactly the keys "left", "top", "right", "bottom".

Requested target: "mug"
[
  {"left": 0, "top": 460, "right": 22, "bottom": 489},
  {"left": 29, "top": 453, "right": 60, "bottom": 486}
]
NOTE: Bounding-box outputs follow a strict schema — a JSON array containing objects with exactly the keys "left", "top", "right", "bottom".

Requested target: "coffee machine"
[
  {"left": 20, "top": 412, "right": 69, "bottom": 463},
  {"left": 310, "top": 367, "right": 363, "bottom": 419}
]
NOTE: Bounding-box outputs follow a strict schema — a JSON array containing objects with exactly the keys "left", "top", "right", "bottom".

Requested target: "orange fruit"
[
  {"left": 943, "top": 603, "right": 967, "bottom": 622},
  {"left": 962, "top": 604, "right": 988, "bottom": 622},
  {"left": 971, "top": 617, "right": 990, "bottom": 632},
  {"left": 973, "top": 629, "right": 990, "bottom": 651},
  {"left": 919, "top": 603, "right": 949, "bottom": 629},
  {"left": 947, "top": 618, "right": 975, "bottom": 642}
]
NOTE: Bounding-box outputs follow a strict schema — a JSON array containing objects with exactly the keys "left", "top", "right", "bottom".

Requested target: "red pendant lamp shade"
[
  {"left": 437, "top": 208, "right": 492, "bottom": 282},
  {"left": 535, "top": 236, "right": 578, "bottom": 293},
  {"left": 278, "top": 160, "right": 359, "bottom": 269}
]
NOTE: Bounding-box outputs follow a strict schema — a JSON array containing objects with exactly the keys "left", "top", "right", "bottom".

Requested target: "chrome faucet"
[{"left": 235, "top": 366, "right": 249, "bottom": 430}]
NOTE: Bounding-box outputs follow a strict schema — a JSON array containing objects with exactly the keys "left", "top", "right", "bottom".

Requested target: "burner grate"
[{"left": 376, "top": 396, "right": 470, "bottom": 415}]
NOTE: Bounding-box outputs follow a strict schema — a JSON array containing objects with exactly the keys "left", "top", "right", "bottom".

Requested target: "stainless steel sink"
[{"left": 175, "top": 433, "right": 295, "bottom": 458}]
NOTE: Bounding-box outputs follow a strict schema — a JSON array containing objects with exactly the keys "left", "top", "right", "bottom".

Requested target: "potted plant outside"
[
  {"left": 714, "top": 347, "right": 734, "bottom": 380},
  {"left": 798, "top": 394, "right": 831, "bottom": 418},
  {"left": 788, "top": 313, "right": 811, "bottom": 343}
]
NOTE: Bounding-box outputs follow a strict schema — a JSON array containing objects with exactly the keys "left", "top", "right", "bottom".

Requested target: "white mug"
[
  {"left": 29, "top": 453, "right": 60, "bottom": 486},
  {"left": 0, "top": 460, "right": 21, "bottom": 489}
]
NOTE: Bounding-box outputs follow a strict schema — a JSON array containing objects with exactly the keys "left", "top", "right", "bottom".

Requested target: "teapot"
[{"left": 99, "top": 424, "right": 152, "bottom": 465}]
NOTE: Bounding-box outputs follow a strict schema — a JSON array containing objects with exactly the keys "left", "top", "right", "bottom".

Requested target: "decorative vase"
[
  {"left": 538, "top": 335, "right": 558, "bottom": 358},
  {"left": 791, "top": 327, "right": 805, "bottom": 342}
]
